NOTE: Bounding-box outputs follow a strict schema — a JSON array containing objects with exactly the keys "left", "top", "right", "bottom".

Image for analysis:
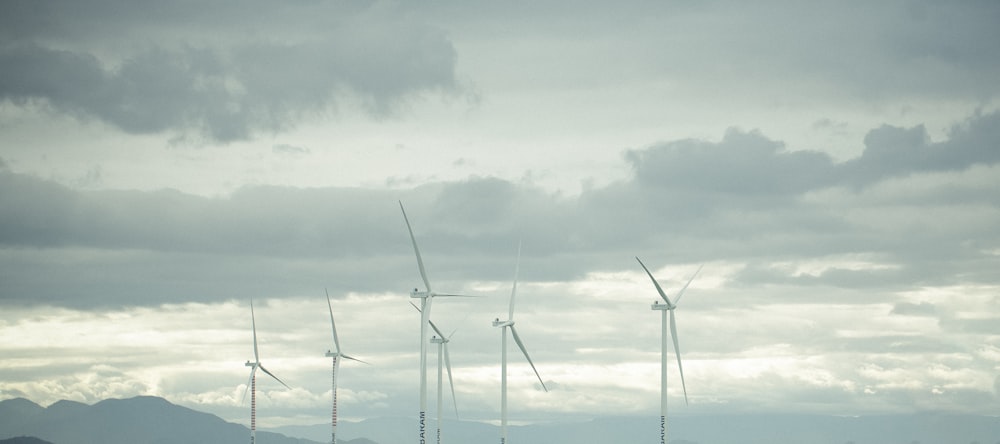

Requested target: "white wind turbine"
[
  {"left": 430, "top": 319, "right": 459, "bottom": 444},
  {"left": 636, "top": 258, "right": 701, "bottom": 444},
  {"left": 243, "top": 298, "right": 291, "bottom": 444},
  {"left": 493, "top": 243, "right": 547, "bottom": 444},
  {"left": 325, "top": 289, "right": 367, "bottom": 444},
  {"left": 409, "top": 302, "right": 460, "bottom": 444},
  {"left": 399, "top": 201, "right": 475, "bottom": 444}
]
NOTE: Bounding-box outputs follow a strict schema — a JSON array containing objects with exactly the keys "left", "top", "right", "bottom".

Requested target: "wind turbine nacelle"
[
  {"left": 651, "top": 303, "right": 671, "bottom": 311},
  {"left": 493, "top": 319, "right": 514, "bottom": 328},
  {"left": 245, "top": 361, "right": 255, "bottom": 367},
  {"left": 410, "top": 289, "right": 430, "bottom": 299},
  {"left": 430, "top": 336, "right": 447, "bottom": 344},
  {"left": 325, "top": 351, "right": 338, "bottom": 357}
]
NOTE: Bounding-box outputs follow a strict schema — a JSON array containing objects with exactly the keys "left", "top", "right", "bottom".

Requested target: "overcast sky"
[{"left": 2, "top": 0, "right": 999, "bottom": 431}]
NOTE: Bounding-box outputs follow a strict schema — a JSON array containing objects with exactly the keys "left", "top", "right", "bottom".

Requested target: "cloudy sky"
[{"left": 2, "top": 0, "right": 999, "bottom": 430}]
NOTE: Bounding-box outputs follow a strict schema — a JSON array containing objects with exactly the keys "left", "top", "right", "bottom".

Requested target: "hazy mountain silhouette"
[
  {"left": 0, "top": 437, "right": 55, "bottom": 444},
  {"left": 273, "top": 411, "right": 1000, "bottom": 444},
  {"left": 0, "top": 396, "right": 319, "bottom": 444},
  {"left": 0, "top": 398, "right": 45, "bottom": 432},
  {"left": 3, "top": 396, "right": 1000, "bottom": 444}
]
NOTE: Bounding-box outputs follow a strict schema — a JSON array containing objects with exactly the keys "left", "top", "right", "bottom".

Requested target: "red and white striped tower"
[
  {"left": 250, "top": 371, "right": 257, "bottom": 444},
  {"left": 329, "top": 354, "right": 339, "bottom": 444},
  {"left": 243, "top": 299, "right": 290, "bottom": 444},
  {"left": 325, "top": 290, "right": 366, "bottom": 444}
]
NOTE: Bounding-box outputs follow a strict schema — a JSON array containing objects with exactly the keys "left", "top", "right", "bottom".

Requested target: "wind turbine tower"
[
  {"left": 410, "top": 302, "right": 459, "bottom": 444},
  {"left": 636, "top": 258, "right": 701, "bottom": 444},
  {"left": 430, "top": 319, "right": 459, "bottom": 444},
  {"left": 400, "top": 201, "right": 475, "bottom": 444},
  {"left": 325, "top": 289, "right": 367, "bottom": 444},
  {"left": 493, "top": 243, "right": 547, "bottom": 444},
  {"left": 243, "top": 298, "right": 291, "bottom": 444}
]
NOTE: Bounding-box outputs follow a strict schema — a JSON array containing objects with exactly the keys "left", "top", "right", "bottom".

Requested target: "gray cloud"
[
  {"left": 890, "top": 302, "right": 938, "bottom": 317},
  {"left": 639, "top": 1, "right": 1000, "bottom": 102},
  {"left": 2, "top": 111, "right": 999, "bottom": 308},
  {"left": 422, "top": 1, "right": 1000, "bottom": 106},
  {"left": 844, "top": 112, "right": 1000, "bottom": 186},
  {"left": 272, "top": 144, "right": 310, "bottom": 156},
  {"left": 0, "top": 1, "right": 459, "bottom": 142},
  {"left": 626, "top": 129, "right": 838, "bottom": 196},
  {"left": 628, "top": 111, "right": 1000, "bottom": 195}
]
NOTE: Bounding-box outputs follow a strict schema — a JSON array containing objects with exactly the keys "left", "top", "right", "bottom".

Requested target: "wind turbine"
[
  {"left": 430, "top": 320, "right": 459, "bottom": 444},
  {"left": 635, "top": 258, "right": 701, "bottom": 444},
  {"left": 325, "top": 289, "right": 367, "bottom": 444},
  {"left": 243, "top": 298, "right": 291, "bottom": 444},
  {"left": 399, "top": 201, "right": 475, "bottom": 444},
  {"left": 493, "top": 243, "right": 547, "bottom": 444},
  {"left": 409, "top": 302, "right": 460, "bottom": 444}
]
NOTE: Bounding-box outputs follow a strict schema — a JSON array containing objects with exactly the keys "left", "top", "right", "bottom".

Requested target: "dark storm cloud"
[
  {"left": 0, "top": 1, "right": 458, "bottom": 142},
  {"left": 2, "top": 111, "right": 999, "bottom": 308}
]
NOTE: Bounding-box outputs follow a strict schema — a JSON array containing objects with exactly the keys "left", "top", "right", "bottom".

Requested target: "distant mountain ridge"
[
  {"left": 275, "top": 411, "right": 1000, "bottom": 444},
  {"left": 3, "top": 396, "right": 1000, "bottom": 444},
  {"left": 0, "top": 396, "right": 321, "bottom": 444},
  {"left": 0, "top": 438, "right": 55, "bottom": 444}
]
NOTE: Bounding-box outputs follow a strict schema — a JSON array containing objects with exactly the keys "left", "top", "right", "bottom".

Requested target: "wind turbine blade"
[
  {"left": 399, "top": 201, "right": 432, "bottom": 293},
  {"left": 432, "top": 293, "right": 482, "bottom": 298},
  {"left": 509, "top": 325, "right": 547, "bottom": 392},
  {"left": 443, "top": 343, "right": 459, "bottom": 419},
  {"left": 669, "top": 309, "right": 688, "bottom": 405},
  {"left": 258, "top": 364, "right": 291, "bottom": 390},
  {"left": 250, "top": 298, "right": 259, "bottom": 362},
  {"left": 326, "top": 289, "right": 342, "bottom": 354},
  {"left": 509, "top": 241, "right": 521, "bottom": 321},
  {"left": 427, "top": 319, "right": 447, "bottom": 339},
  {"left": 673, "top": 264, "right": 703, "bottom": 305},
  {"left": 410, "top": 299, "right": 445, "bottom": 336},
  {"left": 341, "top": 354, "right": 370, "bottom": 365},
  {"left": 241, "top": 366, "right": 257, "bottom": 404},
  {"left": 636, "top": 257, "right": 671, "bottom": 305}
]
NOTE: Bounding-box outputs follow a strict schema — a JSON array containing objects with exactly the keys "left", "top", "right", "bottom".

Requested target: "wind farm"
[
  {"left": 12, "top": 190, "right": 989, "bottom": 442},
  {"left": 229, "top": 207, "right": 700, "bottom": 444},
  {"left": 230, "top": 206, "right": 701, "bottom": 444},
  {"left": 4, "top": 2, "right": 998, "bottom": 443}
]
